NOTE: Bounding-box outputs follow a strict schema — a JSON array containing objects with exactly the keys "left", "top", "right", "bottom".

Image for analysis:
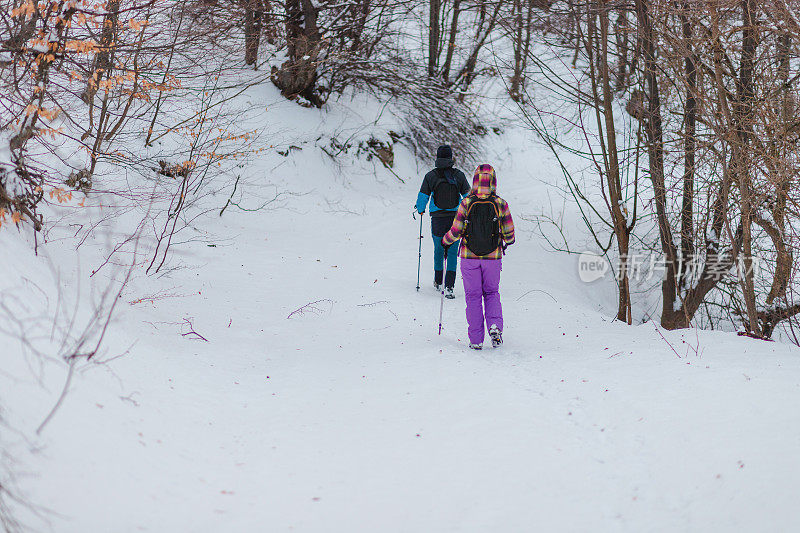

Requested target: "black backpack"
[
  {"left": 464, "top": 195, "right": 502, "bottom": 256},
  {"left": 433, "top": 169, "right": 460, "bottom": 210}
]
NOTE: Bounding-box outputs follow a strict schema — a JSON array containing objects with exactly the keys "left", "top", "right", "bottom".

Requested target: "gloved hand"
[
  {"left": 442, "top": 240, "right": 451, "bottom": 256},
  {"left": 413, "top": 206, "right": 424, "bottom": 219}
]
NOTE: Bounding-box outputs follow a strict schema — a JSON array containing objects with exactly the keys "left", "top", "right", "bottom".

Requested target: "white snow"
[{"left": 2, "top": 84, "right": 800, "bottom": 533}]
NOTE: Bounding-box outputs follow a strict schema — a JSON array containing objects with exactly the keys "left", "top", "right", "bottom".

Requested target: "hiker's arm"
[
  {"left": 415, "top": 192, "right": 430, "bottom": 213},
  {"left": 415, "top": 173, "right": 432, "bottom": 212},
  {"left": 499, "top": 200, "right": 515, "bottom": 245},
  {"left": 442, "top": 202, "right": 467, "bottom": 246}
]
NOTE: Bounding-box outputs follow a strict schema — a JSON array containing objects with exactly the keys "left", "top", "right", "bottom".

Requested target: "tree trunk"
[
  {"left": 456, "top": 1, "right": 501, "bottom": 91},
  {"left": 520, "top": 0, "right": 534, "bottom": 88},
  {"left": 570, "top": 0, "right": 582, "bottom": 67},
  {"left": 766, "top": 28, "right": 793, "bottom": 306},
  {"left": 678, "top": 1, "right": 696, "bottom": 288},
  {"left": 244, "top": 0, "right": 265, "bottom": 66},
  {"left": 634, "top": 0, "right": 679, "bottom": 328},
  {"left": 271, "top": 0, "right": 323, "bottom": 106},
  {"left": 82, "top": 0, "right": 120, "bottom": 104},
  {"left": 428, "top": 0, "right": 441, "bottom": 76},
  {"left": 587, "top": 0, "right": 631, "bottom": 323},
  {"left": 442, "top": 0, "right": 462, "bottom": 83},
  {"left": 349, "top": 0, "right": 372, "bottom": 52},
  {"left": 509, "top": 0, "right": 524, "bottom": 99},
  {"left": 658, "top": 2, "right": 743, "bottom": 330},
  {"left": 509, "top": 0, "right": 533, "bottom": 100},
  {"left": 614, "top": 11, "right": 629, "bottom": 91},
  {"left": 735, "top": 0, "right": 760, "bottom": 335}
]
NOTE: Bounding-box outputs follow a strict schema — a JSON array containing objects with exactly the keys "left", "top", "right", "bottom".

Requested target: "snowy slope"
[{"left": 3, "top": 84, "right": 800, "bottom": 532}]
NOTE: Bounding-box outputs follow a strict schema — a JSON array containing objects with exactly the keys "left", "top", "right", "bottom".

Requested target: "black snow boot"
[{"left": 444, "top": 271, "right": 456, "bottom": 298}]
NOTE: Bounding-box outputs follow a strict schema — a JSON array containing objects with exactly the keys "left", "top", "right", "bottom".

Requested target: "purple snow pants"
[{"left": 460, "top": 258, "right": 503, "bottom": 344}]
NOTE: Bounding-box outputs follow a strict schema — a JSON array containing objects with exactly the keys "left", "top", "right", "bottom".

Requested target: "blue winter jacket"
[{"left": 415, "top": 161, "right": 471, "bottom": 217}]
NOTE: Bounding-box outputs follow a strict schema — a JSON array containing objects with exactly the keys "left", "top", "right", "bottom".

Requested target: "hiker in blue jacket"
[{"left": 414, "top": 145, "right": 471, "bottom": 298}]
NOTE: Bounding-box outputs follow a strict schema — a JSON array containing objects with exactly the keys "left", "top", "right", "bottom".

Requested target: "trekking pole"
[
  {"left": 438, "top": 245, "right": 447, "bottom": 335},
  {"left": 415, "top": 211, "right": 423, "bottom": 291},
  {"left": 438, "top": 284, "right": 446, "bottom": 335}
]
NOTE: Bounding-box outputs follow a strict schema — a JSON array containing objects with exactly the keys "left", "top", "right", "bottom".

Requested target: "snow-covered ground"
[{"left": 3, "top": 84, "right": 800, "bottom": 532}]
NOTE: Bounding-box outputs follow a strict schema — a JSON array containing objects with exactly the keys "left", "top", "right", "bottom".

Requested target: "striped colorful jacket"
[{"left": 442, "top": 164, "right": 515, "bottom": 260}]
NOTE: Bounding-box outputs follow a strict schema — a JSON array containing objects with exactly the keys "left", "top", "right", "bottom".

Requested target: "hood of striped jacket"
[{"left": 471, "top": 164, "right": 496, "bottom": 198}]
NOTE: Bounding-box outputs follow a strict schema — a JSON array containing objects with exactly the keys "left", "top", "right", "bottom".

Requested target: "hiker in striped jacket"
[{"left": 442, "top": 164, "right": 515, "bottom": 349}]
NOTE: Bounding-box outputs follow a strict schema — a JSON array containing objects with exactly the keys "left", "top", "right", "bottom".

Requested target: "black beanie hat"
[{"left": 436, "top": 145, "right": 453, "bottom": 160}]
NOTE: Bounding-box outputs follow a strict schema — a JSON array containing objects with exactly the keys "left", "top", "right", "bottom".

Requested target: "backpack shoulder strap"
[{"left": 464, "top": 194, "right": 479, "bottom": 212}]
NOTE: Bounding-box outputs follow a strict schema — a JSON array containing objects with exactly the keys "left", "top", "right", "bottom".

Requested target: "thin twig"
[
  {"left": 653, "top": 323, "right": 682, "bottom": 359},
  {"left": 287, "top": 299, "right": 334, "bottom": 319},
  {"left": 181, "top": 318, "right": 208, "bottom": 342},
  {"left": 516, "top": 289, "right": 558, "bottom": 302}
]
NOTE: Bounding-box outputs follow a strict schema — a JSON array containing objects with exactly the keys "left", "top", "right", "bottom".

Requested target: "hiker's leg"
[
  {"left": 482, "top": 259, "right": 503, "bottom": 332},
  {"left": 431, "top": 234, "right": 444, "bottom": 284},
  {"left": 461, "top": 258, "right": 485, "bottom": 345},
  {"left": 444, "top": 239, "right": 459, "bottom": 289}
]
